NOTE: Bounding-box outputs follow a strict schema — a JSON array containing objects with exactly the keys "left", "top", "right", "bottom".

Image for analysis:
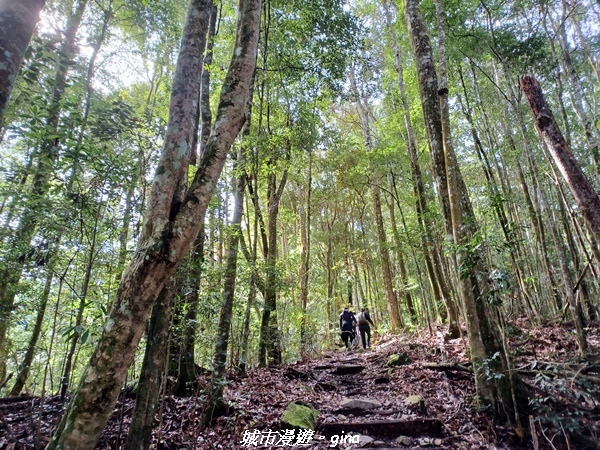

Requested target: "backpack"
[{"left": 357, "top": 312, "right": 368, "bottom": 325}]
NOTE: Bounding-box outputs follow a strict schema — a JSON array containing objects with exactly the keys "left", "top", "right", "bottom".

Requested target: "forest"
[{"left": 0, "top": 0, "right": 599, "bottom": 448}]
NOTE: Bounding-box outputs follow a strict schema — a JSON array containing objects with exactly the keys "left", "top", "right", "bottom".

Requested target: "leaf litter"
[{"left": 0, "top": 320, "right": 598, "bottom": 449}]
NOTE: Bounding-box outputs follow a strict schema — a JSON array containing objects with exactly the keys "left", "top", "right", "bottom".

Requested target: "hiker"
[
  {"left": 339, "top": 306, "right": 356, "bottom": 349},
  {"left": 356, "top": 307, "right": 375, "bottom": 349}
]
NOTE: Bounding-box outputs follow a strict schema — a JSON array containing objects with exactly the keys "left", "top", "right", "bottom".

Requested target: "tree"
[
  {"left": 404, "top": 0, "right": 525, "bottom": 423},
  {"left": 0, "top": 0, "right": 46, "bottom": 129},
  {"left": 0, "top": 0, "right": 89, "bottom": 385},
  {"left": 45, "top": 0, "right": 261, "bottom": 446}
]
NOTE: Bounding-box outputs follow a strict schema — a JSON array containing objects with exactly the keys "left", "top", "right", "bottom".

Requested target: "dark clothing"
[
  {"left": 339, "top": 310, "right": 356, "bottom": 332},
  {"left": 341, "top": 330, "right": 355, "bottom": 349},
  {"left": 359, "top": 327, "right": 371, "bottom": 349},
  {"left": 339, "top": 309, "right": 356, "bottom": 349},
  {"left": 357, "top": 311, "right": 374, "bottom": 328},
  {"left": 358, "top": 311, "right": 374, "bottom": 349}
]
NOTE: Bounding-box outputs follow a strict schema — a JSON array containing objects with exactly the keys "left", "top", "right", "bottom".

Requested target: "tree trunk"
[
  {"left": 172, "top": 2, "right": 216, "bottom": 395},
  {"left": 385, "top": 178, "right": 417, "bottom": 323},
  {"left": 0, "top": 0, "right": 88, "bottom": 382},
  {"left": 390, "top": 0, "right": 459, "bottom": 333},
  {"left": 405, "top": 0, "right": 524, "bottom": 424},
  {"left": 298, "top": 150, "right": 312, "bottom": 356},
  {"left": 348, "top": 65, "right": 402, "bottom": 331},
  {"left": 521, "top": 75, "right": 600, "bottom": 253},
  {"left": 204, "top": 147, "right": 246, "bottom": 424},
  {"left": 45, "top": 0, "right": 261, "bottom": 446},
  {"left": 0, "top": 0, "right": 46, "bottom": 128},
  {"left": 257, "top": 167, "right": 287, "bottom": 367},
  {"left": 59, "top": 196, "right": 104, "bottom": 400},
  {"left": 9, "top": 267, "right": 53, "bottom": 396},
  {"left": 124, "top": 282, "right": 175, "bottom": 450}
]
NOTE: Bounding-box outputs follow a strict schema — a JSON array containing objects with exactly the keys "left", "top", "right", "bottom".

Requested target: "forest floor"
[{"left": 1, "top": 319, "right": 599, "bottom": 449}]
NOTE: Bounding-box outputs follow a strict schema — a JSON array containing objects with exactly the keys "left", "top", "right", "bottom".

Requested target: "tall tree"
[
  {"left": 45, "top": 0, "right": 261, "bottom": 446},
  {"left": 404, "top": 0, "right": 524, "bottom": 423},
  {"left": 0, "top": 0, "right": 46, "bottom": 129},
  {"left": 0, "top": 0, "right": 89, "bottom": 384},
  {"left": 349, "top": 65, "right": 403, "bottom": 331},
  {"left": 522, "top": 76, "right": 600, "bottom": 272}
]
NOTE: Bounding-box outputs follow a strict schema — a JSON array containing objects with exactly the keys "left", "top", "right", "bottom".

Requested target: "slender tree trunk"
[
  {"left": 258, "top": 167, "right": 287, "bottom": 366},
  {"left": 298, "top": 150, "right": 312, "bottom": 355},
  {"left": 59, "top": 196, "right": 104, "bottom": 400},
  {"left": 456, "top": 66, "right": 535, "bottom": 316},
  {"left": 9, "top": 3, "right": 112, "bottom": 394},
  {"left": 0, "top": 0, "right": 87, "bottom": 379},
  {"left": 124, "top": 282, "right": 175, "bottom": 450},
  {"left": 385, "top": 179, "right": 416, "bottom": 323},
  {"left": 405, "top": 0, "right": 524, "bottom": 423},
  {"left": 0, "top": 0, "right": 46, "bottom": 128},
  {"left": 172, "top": 2, "right": 216, "bottom": 395},
  {"left": 239, "top": 176, "right": 260, "bottom": 374},
  {"left": 9, "top": 268, "right": 53, "bottom": 396},
  {"left": 349, "top": 66, "right": 402, "bottom": 331},
  {"left": 391, "top": 0, "right": 459, "bottom": 333},
  {"left": 45, "top": 0, "right": 261, "bottom": 446},
  {"left": 547, "top": 1, "right": 600, "bottom": 174},
  {"left": 204, "top": 148, "right": 246, "bottom": 424},
  {"left": 0, "top": 0, "right": 88, "bottom": 382}
]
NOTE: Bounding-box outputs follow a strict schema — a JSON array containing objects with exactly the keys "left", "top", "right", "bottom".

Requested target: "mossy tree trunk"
[{"left": 381, "top": 0, "right": 459, "bottom": 337}]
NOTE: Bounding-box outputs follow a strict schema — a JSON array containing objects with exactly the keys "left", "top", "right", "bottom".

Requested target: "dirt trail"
[{"left": 1, "top": 322, "right": 599, "bottom": 449}]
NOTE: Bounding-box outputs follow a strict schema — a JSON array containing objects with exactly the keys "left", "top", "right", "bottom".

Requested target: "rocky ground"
[{"left": 1, "top": 320, "right": 599, "bottom": 449}]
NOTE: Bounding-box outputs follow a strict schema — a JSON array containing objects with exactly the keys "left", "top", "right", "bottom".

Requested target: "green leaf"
[{"left": 80, "top": 328, "right": 90, "bottom": 345}]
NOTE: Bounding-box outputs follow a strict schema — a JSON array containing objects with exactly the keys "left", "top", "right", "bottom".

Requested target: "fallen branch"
[{"left": 420, "top": 362, "right": 473, "bottom": 373}]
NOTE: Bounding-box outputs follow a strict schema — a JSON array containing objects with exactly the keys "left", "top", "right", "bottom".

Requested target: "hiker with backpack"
[
  {"left": 339, "top": 306, "right": 357, "bottom": 349},
  {"left": 356, "top": 307, "right": 375, "bottom": 349}
]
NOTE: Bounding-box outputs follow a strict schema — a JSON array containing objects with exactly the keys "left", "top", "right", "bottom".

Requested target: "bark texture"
[
  {"left": 204, "top": 148, "right": 246, "bottom": 424},
  {"left": 0, "top": 0, "right": 46, "bottom": 127},
  {"left": 405, "top": 0, "right": 524, "bottom": 424},
  {"left": 124, "top": 282, "right": 174, "bottom": 450},
  {"left": 45, "top": 0, "right": 261, "bottom": 447},
  {"left": 521, "top": 75, "right": 600, "bottom": 248}
]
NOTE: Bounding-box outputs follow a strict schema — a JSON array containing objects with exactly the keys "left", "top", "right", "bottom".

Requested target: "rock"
[
  {"left": 418, "top": 437, "right": 442, "bottom": 447},
  {"left": 340, "top": 398, "right": 382, "bottom": 410},
  {"left": 333, "top": 364, "right": 364, "bottom": 375},
  {"left": 280, "top": 401, "right": 319, "bottom": 430},
  {"left": 358, "top": 435, "right": 374, "bottom": 447},
  {"left": 403, "top": 395, "right": 426, "bottom": 414},
  {"left": 285, "top": 367, "right": 309, "bottom": 380},
  {"left": 387, "top": 352, "right": 411, "bottom": 366},
  {"left": 315, "top": 381, "right": 337, "bottom": 392},
  {"left": 396, "top": 435, "right": 412, "bottom": 446}
]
